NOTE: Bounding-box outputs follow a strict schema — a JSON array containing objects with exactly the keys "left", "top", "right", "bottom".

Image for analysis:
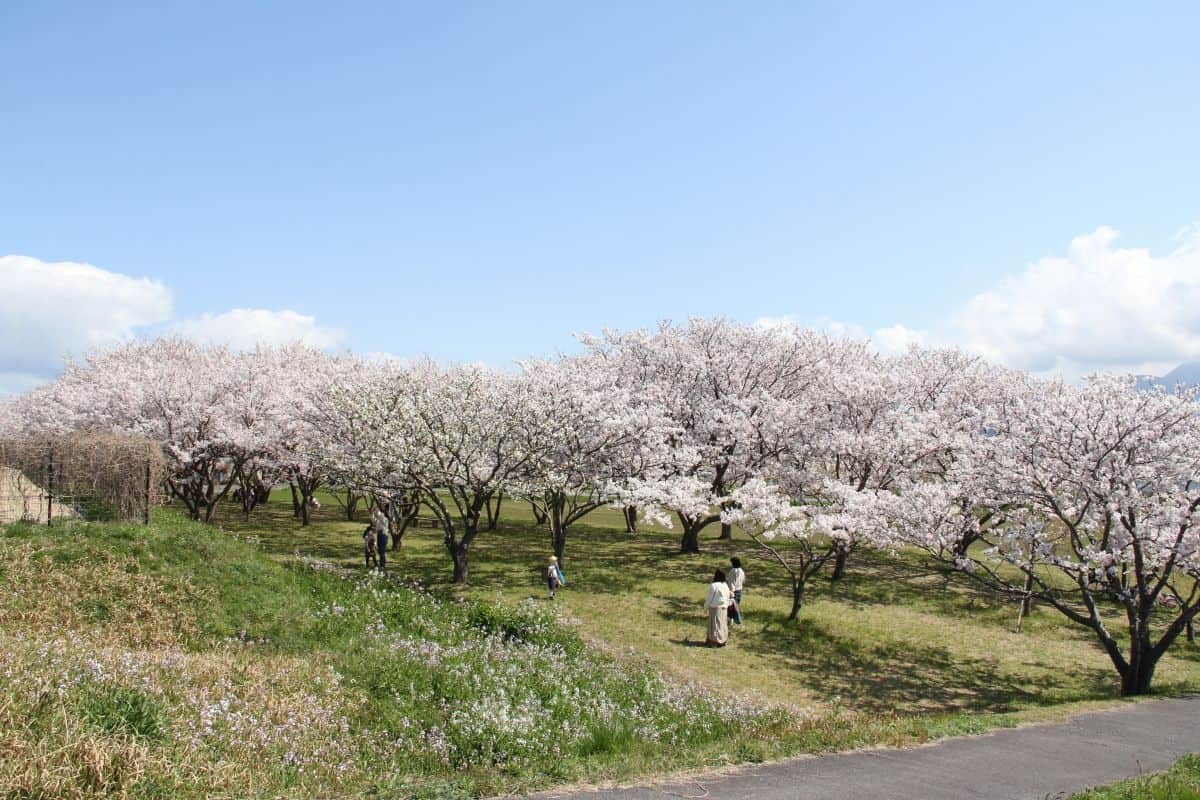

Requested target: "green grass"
[
  {"left": 1067, "top": 754, "right": 1200, "bottom": 799},
  {"left": 79, "top": 685, "right": 168, "bottom": 740},
  {"left": 6, "top": 488, "right": 1198, "bottom": 798},
  {"left": 0, "top": 514, "right": 797, "bottom": 798},
  {"left": 221, "top": 490, "right": 1200, "bottom": 720}
]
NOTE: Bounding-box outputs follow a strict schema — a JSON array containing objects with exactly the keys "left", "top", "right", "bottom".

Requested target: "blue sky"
[{"left": 2, "top": 2, "right": 1199, "bottom": 390}]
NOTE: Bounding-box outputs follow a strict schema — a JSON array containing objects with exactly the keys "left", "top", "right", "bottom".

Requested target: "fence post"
[
  {"left": 46, "top": 445, "right": 54, "bottom": 527},
  {"left": 144, "top": 459, "right": 152, "bottom": 525}
]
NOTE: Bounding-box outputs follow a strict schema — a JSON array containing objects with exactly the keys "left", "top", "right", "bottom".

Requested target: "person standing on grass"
[
  {"left": 546, "top": 556, "right": 564, "bottom": 599},
  {"left": 727, "top": 557, "right": 745, "bottom": 625},
  {"left": 704, "top": 569, "right": 732, "bottom": 647},
  {"left": 374, "top": 512, "right": 389, "bottom": 572},
  {"left": 362, "top": 525, "right": 378, "bottom": 569}
]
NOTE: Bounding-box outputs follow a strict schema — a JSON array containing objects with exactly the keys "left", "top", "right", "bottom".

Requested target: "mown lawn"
[{"left": 222, "top": 489, "right": 1200, "bottom": 750}]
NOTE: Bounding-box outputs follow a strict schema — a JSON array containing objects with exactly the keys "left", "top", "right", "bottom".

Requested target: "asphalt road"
[{"left": 516, "top": 696, "right": 1199, "bottom": 800}]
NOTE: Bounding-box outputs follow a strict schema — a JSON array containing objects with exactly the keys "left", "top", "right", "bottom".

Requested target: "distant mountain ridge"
[{"left": 1135, "top": 362, "right": 1200, "bottom": 391}]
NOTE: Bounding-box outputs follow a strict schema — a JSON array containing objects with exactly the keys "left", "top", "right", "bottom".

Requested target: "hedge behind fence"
[{"left": 0, "top": 434, "right": 163, "bottom": 524}]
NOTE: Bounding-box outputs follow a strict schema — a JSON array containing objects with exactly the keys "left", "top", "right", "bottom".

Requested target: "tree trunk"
[
  {"left": 548, "top": 498, "right": 567, "bottom": 566},
  {"left": 530, "top": 501, "right": 548, "bottom": 525},
  {"left": 484, "top": 492, "right": 502, "bottom": 531},
  {"left": 289, "top": 482, "right": 301, "bottom": 519},
  {"left": 680, "top": 522, "right": 701, "bottom": 554},
  {"left": 787, "top": 578, "right": 805, "bottom": 621},
  {"left": 202, "top": 480, "right": 228, "bottom": 524},
  {"left": 1119, "top": 626, "right": 1158, "bottom": 696},
  {"left": 1120, "top": 657, "right": 1156, "bottom": 696},
  {"left": 953, "top": 531, "right": 979, "bottom": 559},
  {"left": 677, "top": 512, "right": 714, "bottom": 554},
  {"left": 718, "top": 522, "right": 733, "bottom": 540},
  {"left": 450, "top": 541, "right": 470, "bottom": 584},
  {"left": 295, "top": 477, "right": 321, "bottom": 527},
  {"left": 830, "top": 547, "right": 848, "bottom": 581},
  {"left": 168, "top": 478, "right": 203, "bottom": 521},
  {"left": 387, "top": 500, "right": 404, "bottom": 551},
  {"left": 623, "top": 506, "right": 638, "bottom": 533},
  {"left": 550, "top": 523, "right": 566, "bottom": 565},
  {"left": 396, "top": 491, "right": 419, "bottom": 541},
  {"left": 1188, "top": 618, "right": 1195, "bottom": 644},
  {"left": 345, "top": 489, "right": 360, "bottom": 521},
  {"left": 1101, "top": 614, "right": 1156, "bottom": 697},
  {"left": 1016, "top": 570, "right": 1035, "bottom": 632}
]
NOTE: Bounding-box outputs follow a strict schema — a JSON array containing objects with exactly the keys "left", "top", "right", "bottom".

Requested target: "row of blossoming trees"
[{"left": 2, "top": 318, "right": 1198, "bottom": 695}]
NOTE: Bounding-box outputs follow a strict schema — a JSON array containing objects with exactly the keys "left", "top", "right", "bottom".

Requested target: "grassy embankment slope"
[{"left": 0, "top": 515, "right": 794, "bottom": 799}]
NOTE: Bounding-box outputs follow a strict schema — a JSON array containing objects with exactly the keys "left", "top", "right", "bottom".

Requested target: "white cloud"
[
  {"left": 871, "top": 324, "right": 927, "bottom": 356},
  {"left": 755, "top": 316, "right": 925, "bottom": 356},
  {"left": 769, "top": 226, "right": 1200, "bottom": 378},
  {"left": 0, "top": 255, "right": 173, "bottom": 394},
  {"left": 950, "top": 226, "right": 1200, "bottom": 376},
  {"left": 172, "top": 308, "right": 345, "bottom": 351},
  {"left": 0, "top": 256, "right": 347, "bottom": 395},
  {"left": 756, "top": 315, "right": 867, "bottom": 340}
]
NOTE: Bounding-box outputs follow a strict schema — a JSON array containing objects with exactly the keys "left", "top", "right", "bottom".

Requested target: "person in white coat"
[{"left": 704, "top": 569, "right": 732, "bottom": 647}]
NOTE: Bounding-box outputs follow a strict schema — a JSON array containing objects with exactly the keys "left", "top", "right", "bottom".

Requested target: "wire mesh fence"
[{"left": 0, "top": 434, "right": 163, "bottom": 526}]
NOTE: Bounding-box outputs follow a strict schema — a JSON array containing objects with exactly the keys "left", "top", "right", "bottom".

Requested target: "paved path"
[{"left": 519, "top": 697, "right": 1198, "bottom": 800}]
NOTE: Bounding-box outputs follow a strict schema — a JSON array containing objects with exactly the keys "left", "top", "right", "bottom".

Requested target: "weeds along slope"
[{"left": 0, "top": 518, "right": 795, "bottom": 799}]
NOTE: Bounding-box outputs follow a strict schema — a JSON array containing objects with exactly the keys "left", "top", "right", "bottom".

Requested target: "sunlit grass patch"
[
  {"left": 1066, "top": 754, "right": 1200, "bottom": 799},
  {"left": 78, "top": 685, "right": 167, "bottom": 740}
]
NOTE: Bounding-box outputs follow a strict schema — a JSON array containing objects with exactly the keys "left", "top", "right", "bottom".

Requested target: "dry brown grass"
[
  {"left": 0, "top": 537, "right": 208, "bottom": 647},
  {"left": 0, "top": 630, "right": 367, "bottom": 799}
]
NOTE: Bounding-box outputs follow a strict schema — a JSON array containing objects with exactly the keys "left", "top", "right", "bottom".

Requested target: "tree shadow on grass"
[
  {"left": 766, "top": 612, "right": 1115, "bottom": 715},
  {"left": 213, "top": 495, "right": 366, "bottom": 566},
  {"left": 651, "top": 596, "right": 1116, "bottom": 715}
]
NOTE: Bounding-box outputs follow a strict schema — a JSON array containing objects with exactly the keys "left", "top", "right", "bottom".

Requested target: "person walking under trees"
[
  {"left": 704, "top": 569, "right": 732, "bottom": 647},
  {"left": 727, "top": 557, "right": 745, "bottom": 625},
  {"left": 546, "top": 556, "right": 564, "bottom": 599}
]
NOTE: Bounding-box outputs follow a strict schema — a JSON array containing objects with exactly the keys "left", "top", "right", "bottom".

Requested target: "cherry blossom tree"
[
  {"left": 511, "top": 354, "right": 659, "bottom": 566},
  {"left": 878, "top": 374, "right": 1200, "bottom": 695},
  {"left": 805, "top": 345, "right": 991, "bottom": 580},
  {"left": 723, "top": 478, "right": 849, "bottom": 620},
  {"left": 223, "top": 347, "right": 290, "bottom": 520},
  {"left": 306, "top": 356, "right": 407, "bottom": 522},
  {"left": 320, "top": 360, "right": 539, "bottom": 582},
  {"left": 0, "top": 398, "right": 21, "bottom": 437},
  {"left": 269, "top": 345, "right": 350, "bottom": 526},
  {"left": 27, "top": 338, "right": 243, "bottom": 522},
  {"left": 582, "top": 318, "right": 831, "bottom": 554}
]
